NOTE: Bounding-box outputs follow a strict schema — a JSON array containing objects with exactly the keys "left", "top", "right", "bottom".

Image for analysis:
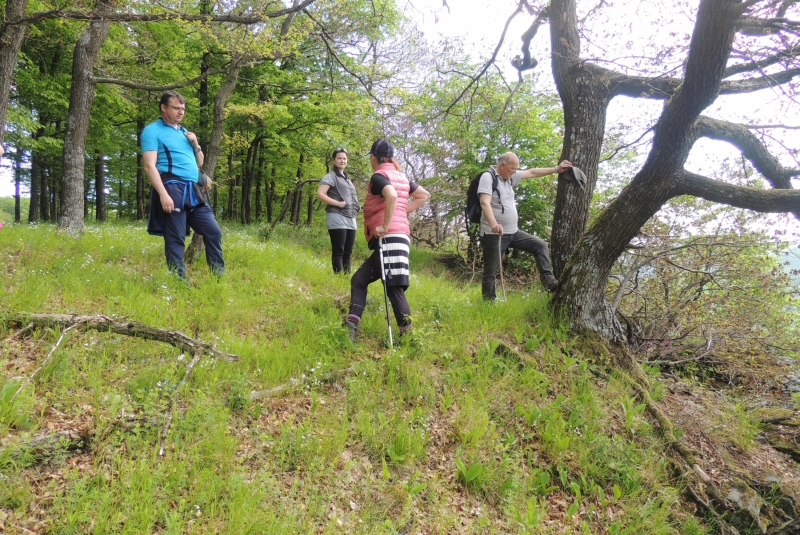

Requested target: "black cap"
[{"left": 366, "top": 138, "right": 394, "bottom": 158}]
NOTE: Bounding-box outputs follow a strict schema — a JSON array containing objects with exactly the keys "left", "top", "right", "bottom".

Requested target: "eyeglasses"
[
  {"left": 166, "top": 104, "right": 186, "bottom": 112},
  {"left": 333, "top": 148, "right": 348, "bottom": 154}
]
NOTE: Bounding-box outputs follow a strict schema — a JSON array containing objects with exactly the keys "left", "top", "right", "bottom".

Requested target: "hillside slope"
[{"left": 1, "top": 223, "right": 798, "bottom": 534}]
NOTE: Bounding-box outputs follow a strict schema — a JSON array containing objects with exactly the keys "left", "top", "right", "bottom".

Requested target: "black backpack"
[{"left": 465, "top": 168, "right": 502, "bottom": 226}]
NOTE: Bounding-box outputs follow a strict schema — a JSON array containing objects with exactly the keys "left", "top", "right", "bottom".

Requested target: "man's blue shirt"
[{"left": 141, "top": 119, "right": 198, "bottom": 182}]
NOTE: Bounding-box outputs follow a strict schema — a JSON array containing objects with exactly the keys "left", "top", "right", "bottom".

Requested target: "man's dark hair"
[{"left": 159, "top": 91, "right": 185, "bottom": 107}]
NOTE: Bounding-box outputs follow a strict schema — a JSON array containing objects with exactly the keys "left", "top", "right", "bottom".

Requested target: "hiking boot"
[
  {"left": 344, "top": 314, "right": 360, "bottom": 343},
  {"left": 541, "top": 274, "right": 559, "bottom": 292}
]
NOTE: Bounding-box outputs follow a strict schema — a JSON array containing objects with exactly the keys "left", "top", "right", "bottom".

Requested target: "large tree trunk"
[
  {"left": 549, "top": 0, "right": 609, "bottom": 278},
  {"left": 551, "top": 0, "right": 740, "bottom": 339},
  {"left": 0, "top": 0, "right": 29, "bottom": 147},
  {"left": 57, "top": 0, "right": 113, "bottom": 236}
]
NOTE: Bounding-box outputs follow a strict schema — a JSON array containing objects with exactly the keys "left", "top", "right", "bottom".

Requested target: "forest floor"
[{"left": 1, "top": 222, "right": 799, "bottom": 534}]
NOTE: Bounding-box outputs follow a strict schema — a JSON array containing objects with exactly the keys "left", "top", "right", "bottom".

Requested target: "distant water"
[{"left": 782, "top": 246, "right": 800, "bottom": 284}]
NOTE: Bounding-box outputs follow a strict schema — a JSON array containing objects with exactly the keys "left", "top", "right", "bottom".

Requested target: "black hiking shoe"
[
  {"left": 344, "top": 315, "right": 360, "bottom": 343},
  {"left": 541, "top": 274, "right": 559, "bottom": 292}
]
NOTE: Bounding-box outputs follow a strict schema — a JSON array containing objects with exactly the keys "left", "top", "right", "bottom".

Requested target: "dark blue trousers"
[{"left": 161, "top": 182, "right": 224, "bottom": 278}]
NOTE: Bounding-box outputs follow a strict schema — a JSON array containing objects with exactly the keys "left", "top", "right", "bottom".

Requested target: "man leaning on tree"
[
  {"left": 479, "top": 152, "right": 572, "bottom": 300},
  {"left": 142, "top": 90, "right": 224, "bottom": 279}
]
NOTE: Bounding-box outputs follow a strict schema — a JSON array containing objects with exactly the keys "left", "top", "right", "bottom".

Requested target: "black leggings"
[
  {"left": 328, "top": 228, "right": 357, "bottom": 273},
  {"left": 348, "top": 248, "right": 411, "bottom": 329}
]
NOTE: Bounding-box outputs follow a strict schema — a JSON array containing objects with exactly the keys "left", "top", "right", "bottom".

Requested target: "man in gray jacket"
[{"left": 479, "top": 152, "right": 572, "bottom": 300}]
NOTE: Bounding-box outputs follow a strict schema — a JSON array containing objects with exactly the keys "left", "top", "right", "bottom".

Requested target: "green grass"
[{"left": 0, "top": 221, "right": 707, "bottom": 534}]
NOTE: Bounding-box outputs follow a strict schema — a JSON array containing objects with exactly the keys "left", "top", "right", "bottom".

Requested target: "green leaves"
[{"left": 455, "top": 458, "right": 485, "bottom": 488}]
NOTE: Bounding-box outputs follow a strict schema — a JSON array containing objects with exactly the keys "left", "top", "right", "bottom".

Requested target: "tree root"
[
  {"left": 10, "top": 313, "right": 238, "bottom": 362},
  {"left": 577, "top": 332, "right": 794, "bottom": 534}
]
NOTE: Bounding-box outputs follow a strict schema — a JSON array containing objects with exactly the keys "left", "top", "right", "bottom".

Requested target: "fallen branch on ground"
[
  {"left": 11, "top": 313, "right": 239, "bottom": 362},
  {"left": 11, "top": 320, "right": 87, "bottom": 403},
  {"left": 3, "top": 322, "right": 34, "bottom": 342},
  {"left": 159, "top": 353, "right": 202, "bottom": 457},
  {"left": 250, "top": 366, "right": 356, "bottom": 400},
  {"left": 0, "top": 429, "right": 88, "bottom": 463}
]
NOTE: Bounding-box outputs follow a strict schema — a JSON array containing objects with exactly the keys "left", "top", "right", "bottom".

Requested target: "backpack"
[{"left": 465, "top": 168, "right": 502, "bottom": 226}]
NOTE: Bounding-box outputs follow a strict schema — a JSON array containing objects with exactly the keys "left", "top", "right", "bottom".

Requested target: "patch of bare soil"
[{"left": 656, "top": 349, "right": 800, "bottom": 533}]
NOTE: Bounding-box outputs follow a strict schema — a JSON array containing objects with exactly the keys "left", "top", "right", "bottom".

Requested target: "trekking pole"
[
  {"left": 378, "top": 237, "right": 394, "bottom": 349},
  {"left": 498, "top": 235, "right": 506, "bottom": 301}
]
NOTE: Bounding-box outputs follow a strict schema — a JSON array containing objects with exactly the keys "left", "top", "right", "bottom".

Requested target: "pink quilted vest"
[{"left": 363, "top": 163, "right": 411, "bottom": 241}]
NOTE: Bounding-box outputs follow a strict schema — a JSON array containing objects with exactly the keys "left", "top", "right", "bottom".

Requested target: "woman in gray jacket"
[{"left": 316, "top": 147, "right": 360, "bottom": 273}]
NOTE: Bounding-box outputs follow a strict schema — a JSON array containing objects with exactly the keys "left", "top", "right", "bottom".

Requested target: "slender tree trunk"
[
  {"left": 203, "top": 60, "right": 241, "bottom": 180},
  {"left": 0, "top": 0, "right": 29, "bottom": 147},
  {"left": 95, "top": 151, "right": 106, "bottom": 221},
  {"left": 306, "top": 191, "right": 313, "bottom": 225},
  {"left": 185, "top": 56, "right": 242, "bottom": 259},
  {"left": 28, "top": 135, "right": 40, "bottom": 223},
  {"left": 291, "top": 153, "right": 305, "bottom": 224},
  {"left": 240, "top": 139, "right": 256, "bottom": 224},
  {"left": 42, "top": 166, "right": 51, "bottom": 222},
  {"left": 267, "top": 170, "right": 275, "bottom": 223},
  {"left": 226, "top": 150, "right": 235, "bottom": 221},
  {"left": 255, "top": 143, "right": 265, "bottom": 221},
  {"left": 58, "top": 0, "right": 113, "bottom": 236},
  {"left": 84, "top": 174, "right": 90, "bottom": 220},
  {"left": 136, "top": 118, "right": 145, "bottom": 220},
  {"left": 13, "top": 143, "right": 21, "bottom": 223}
]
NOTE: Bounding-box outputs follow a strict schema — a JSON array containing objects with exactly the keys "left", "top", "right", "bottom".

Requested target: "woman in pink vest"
[{"left": 345, "top": 138, "right": 430, "bottom": 342}]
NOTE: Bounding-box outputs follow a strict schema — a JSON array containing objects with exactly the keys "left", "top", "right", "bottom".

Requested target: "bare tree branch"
[
  {"left": 692, "top": 114, "right": 800, "bottom": 220},
  {"left": 676, "top": 170, "right": 800, "bottom": 213},
  {"left": 94, "top": 65, "right": 230, "bottom": 89},
  {"left": 724, "top": 47, "right": 800, "bottom": 77},
  {"left": 694, "top": 116, "right": 797, "bottom": 188},
  {"left": 735, "top": 16, "right": 800, "bottom": 36},
  {"left": 303, "top": 10, "right": 385, "bottom": 107},
  {"left": 608, "top": 65, "right": 800, "bottom": 99},
  {"left": 12, "top": 313, "right": 239, "bottom": 362},
  {"left": 441, "top": 4, "right": 523, "bottom": 116}
]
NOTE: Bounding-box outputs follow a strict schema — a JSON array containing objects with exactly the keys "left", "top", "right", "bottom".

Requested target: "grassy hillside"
[{"left": 1, "top": 222, "right": 797, "bottom": 534}]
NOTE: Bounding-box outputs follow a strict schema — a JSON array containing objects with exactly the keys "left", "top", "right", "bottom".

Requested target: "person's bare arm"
[
  {"left": 406, "top": 185, "right": 430, "bottom": 213},
  {"left": 480, "top": 193, "right": 503, "bottom": 234},
  {"left": 519, "top": 160, "right": 573, "bottom": 180}
]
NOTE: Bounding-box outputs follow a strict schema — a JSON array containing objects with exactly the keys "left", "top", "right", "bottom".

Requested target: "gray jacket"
[{"left": 322, "top": 170, "right": 360, "bottom": 218}]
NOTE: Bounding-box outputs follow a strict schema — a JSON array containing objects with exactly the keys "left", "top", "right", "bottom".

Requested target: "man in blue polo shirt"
[{"left": 142, "top": 90, "right": 224, "bottom": 278}]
